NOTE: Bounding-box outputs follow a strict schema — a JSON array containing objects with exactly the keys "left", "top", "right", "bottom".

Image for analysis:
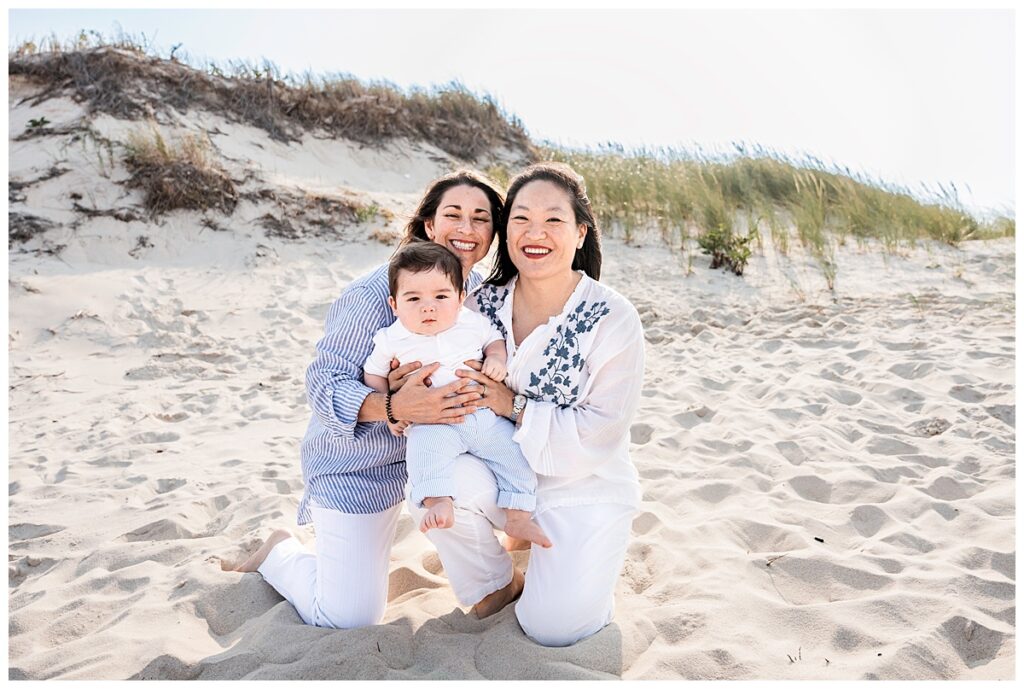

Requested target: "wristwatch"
[{"left": 509, "top": 394, "right": 527, "bottom": 423}]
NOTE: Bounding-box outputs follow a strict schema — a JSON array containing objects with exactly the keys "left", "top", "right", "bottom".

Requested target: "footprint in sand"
[
  {"left": 387, "top": 566, "right": 443, "bottom": 602},
  {"left": 953, "top": 547, "right": 1015, "bottom": 581},
  {"left": 949, "top": 385, "right": 986, "bottom": 403},
  {"left": 671, "top": 406, "right": 714, "bottom": 429},
  {"left": 631, "top": 511, "right": 663, "bottom": 536},
  {"left": 651, "top": 610, "right": 705, "bottom": 644},
  {"left": 825, "top": 387, "right": 863, "bottom": 405},
  {"left": 831, "top": 625, "right": 883, "bottom": 651},
  {"left": 881, "top": 531, "right": 936, "bottom": 554},
  {"left": 690, "top": 482, "right": 739, "bottom": 504},
  {"left": 849, "top": 505, "right": 889, "bottom": 537},
  {"left": 153, "top": 412, "right": 189, "bottom": 423},
  {"left": 774, "top": 441, "right": 807, "bottom": 466},
  {"left": 154, "top": 478, "right": 187, "bottom": 494},
  {"left": 9, "top": 523, "right": 65, "bottom": 541},
  {"left": 630, "top": 422, "right": 654, "bottom": 445},
  {"left": 918, "top": 476, "right": 979, "bottom": 500},
  {"left": 984, "top": 404, "right": 1014, "bottom": 427},
  {"left": 731, "top": 519, "right": 806, "bottom": 553},
  {"left": 931, "top": 502, "right": 960, "bottom": 521},
  {"left": 766, "top": 557, "right": 892, "bottom": 605},
  {"left": 865, "top": 556, "right": 904, "bottom": 574},
  {"left": 120, "top": 519, "right": 199, "bottom": 542},
  {"left": 131, "top": 431, "right": 180, "bottom": 444},
  {"left": 788, "top": 475, "right": 832, "bottom": 503},
  {"left": 938, "top": 616, "right": 1008, "bottom": 668},
  {"left": 887, "top": 362, "right": 935, "bottom": 380},
  {"left": 865, "top": 436, "right": 919, "bottom": 456}
]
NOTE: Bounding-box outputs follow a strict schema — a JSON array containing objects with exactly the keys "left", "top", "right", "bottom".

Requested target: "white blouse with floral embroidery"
[{"left": 468, "top": 271, "right": 645, "bottom": 515}]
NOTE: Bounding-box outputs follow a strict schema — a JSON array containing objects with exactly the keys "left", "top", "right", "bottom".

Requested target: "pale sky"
[{"left": 7, "top": 8, "right": 1016, "bottom": 215}]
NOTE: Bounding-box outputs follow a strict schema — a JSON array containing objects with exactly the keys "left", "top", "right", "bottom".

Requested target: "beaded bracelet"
[{"left": 385, "top": 391, "right": 399, "bottom": 425}]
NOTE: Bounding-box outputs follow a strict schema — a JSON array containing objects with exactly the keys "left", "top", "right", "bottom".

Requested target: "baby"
[{"left": 363, "top": 241, "right": 551, "bottom": 549}]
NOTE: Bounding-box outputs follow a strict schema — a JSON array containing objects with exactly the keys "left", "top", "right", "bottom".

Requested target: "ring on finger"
[{"left": 481, "top": 384, "right": 488, "bottom": 398}]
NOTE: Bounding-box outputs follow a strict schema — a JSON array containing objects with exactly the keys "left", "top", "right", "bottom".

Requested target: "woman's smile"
[
  {"left": 449, "top": 238, "right": 479, "bottom": 253},
  {"left": 521, "top": 245, "right": 552, "bottom": 258}
]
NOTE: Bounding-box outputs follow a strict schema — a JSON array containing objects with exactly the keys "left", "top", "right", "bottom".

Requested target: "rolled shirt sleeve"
[
  {"left": 514, "top": 305, "right": 645, "bottom": 478},
  {"left": 305, "top": 286, "right": 391, "bottom": 443}
]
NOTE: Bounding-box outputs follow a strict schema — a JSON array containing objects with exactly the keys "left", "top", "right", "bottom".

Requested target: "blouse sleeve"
[
  {"left": 305, "top": 285, "right": 390, "bottom": 442},
  {"left": 513, "top": 303, "right": 645, "bottom": 478}
]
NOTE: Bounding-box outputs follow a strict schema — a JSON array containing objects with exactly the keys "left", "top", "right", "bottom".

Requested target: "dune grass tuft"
[{"left": 123, "top": 127, "right": 237, "bottom": 216}]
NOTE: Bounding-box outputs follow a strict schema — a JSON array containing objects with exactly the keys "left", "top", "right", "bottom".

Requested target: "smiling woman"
[
  {"left": 407, "top": 162, "right": 646, "bottom": 646},
  {"left": 224, "top": 169, "right": 507, "bottom": 631}
]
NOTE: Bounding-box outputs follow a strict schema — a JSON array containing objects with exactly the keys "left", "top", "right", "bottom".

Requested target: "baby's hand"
[
  {"left": 481, "top": 357, "right": 506, "bottom": 382},
  {"left": 388, "top": 420, "right": 410, "bottom": 437}
]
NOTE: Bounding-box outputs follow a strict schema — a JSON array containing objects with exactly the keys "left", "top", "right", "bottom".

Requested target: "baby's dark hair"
[{"left": 388, "top": 240, "right": 464, "bottom": 297}]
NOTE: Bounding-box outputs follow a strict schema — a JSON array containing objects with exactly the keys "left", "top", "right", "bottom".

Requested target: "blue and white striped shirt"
[{"left": 297, "top": 263, "right": 483, "bottom": 521}]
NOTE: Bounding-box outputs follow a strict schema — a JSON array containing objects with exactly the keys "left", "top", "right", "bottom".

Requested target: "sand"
[{"left": 7, "top": 81, "right": 1016, "bottom": 680}]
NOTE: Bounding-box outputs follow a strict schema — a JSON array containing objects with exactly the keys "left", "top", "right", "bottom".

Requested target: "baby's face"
[{"left": 389, "top": 267, "right": 465, "bottom": 335}]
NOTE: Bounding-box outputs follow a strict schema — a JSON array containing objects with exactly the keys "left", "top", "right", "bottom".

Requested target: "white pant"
[
  {"left": 407, "top": 454, "right": 635, "bottom": 647},
  {"left": 257, "top": 503, "right": 401, "bottom": 628}
]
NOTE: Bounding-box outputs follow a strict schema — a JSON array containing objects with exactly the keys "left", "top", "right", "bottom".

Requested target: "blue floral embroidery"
[
  {"left": 473, "top": 284, "right": 510, "bottom": 339},
  {"left": 526, "top": 300, "right": 610, "bottom": 408}
]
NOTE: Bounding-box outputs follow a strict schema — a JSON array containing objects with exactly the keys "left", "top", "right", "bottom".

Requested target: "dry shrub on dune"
[
  {"left": 9, "top": 42, "right": 532, "bottom": 161},
  {"left": 123, "top": 128, "right": 237, "bottom": 216}
]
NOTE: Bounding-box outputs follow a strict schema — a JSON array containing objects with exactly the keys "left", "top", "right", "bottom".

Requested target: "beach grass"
[
  {"left": 10, "top": 31, "right": 530, "bottom": 161},
  {"left": 11, "top": 31, "right": 1014, "bottom": 268},
  {"left": 122, "top": 126, "right": 237, "bottom": 216},
  {"left": 534, "top": 144, "right": 1012, "bottom": 250}
]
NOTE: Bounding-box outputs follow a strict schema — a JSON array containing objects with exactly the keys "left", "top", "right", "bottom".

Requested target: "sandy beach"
[{"left": 7, "top": 74, "right": 1016, "bottom": 680}]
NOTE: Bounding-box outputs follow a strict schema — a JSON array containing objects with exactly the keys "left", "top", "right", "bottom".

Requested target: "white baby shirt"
[{"left": 363, "top": 307, "right": 505, "bottom": 387}]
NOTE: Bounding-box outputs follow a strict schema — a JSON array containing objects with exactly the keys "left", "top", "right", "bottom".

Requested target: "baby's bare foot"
[
  {"left": 420, "top": 497, "right": 455, "bottom": 533},
  {"left": 504, "top": 510, "right": 552, "bottom": 549},
  {"left": 226, "top": 529, "right": 293, "bottom": 572}
]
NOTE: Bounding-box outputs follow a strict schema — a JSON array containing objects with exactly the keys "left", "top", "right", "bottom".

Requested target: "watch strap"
[{"left": 510, "top": 394, "right": 527, "bottom": 423}]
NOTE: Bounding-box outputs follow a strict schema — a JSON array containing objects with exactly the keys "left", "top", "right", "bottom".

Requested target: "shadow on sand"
[{"left": 131, "top": 571, "right": 625, "bottom": 680}]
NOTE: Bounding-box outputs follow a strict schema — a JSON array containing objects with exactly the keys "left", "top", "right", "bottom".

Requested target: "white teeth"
[
  {"left": 450, "top": 240, "right": 477, "bottom": 250},
  {"left": 523, "top": 247, "right": 551, "bottom": 255}
]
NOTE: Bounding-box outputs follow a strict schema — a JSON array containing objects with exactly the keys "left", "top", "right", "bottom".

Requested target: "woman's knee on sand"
[
  {"left": 310, "top": 593, "right": 387, "bottom": 630},
  {"left": 515, "top": 596, "right": 613, "bottom": 647}
]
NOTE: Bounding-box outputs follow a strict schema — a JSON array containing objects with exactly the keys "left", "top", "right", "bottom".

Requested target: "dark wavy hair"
[
  {"left": 400, "top": 169, "right": 505, "bottom": 246},
  {"left": 485, "top": 162, "right": 602, "bottom": 286},
  {"left": 387, "top": 240, "right": 464, "bottom": 297}
]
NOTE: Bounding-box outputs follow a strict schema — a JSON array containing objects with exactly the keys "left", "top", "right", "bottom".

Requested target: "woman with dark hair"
[
  {"left": 228, "top": 170, "right": 505, "bottom": 629},
  {"left": 406, "top": 162, "right": 646, "bottom": 646}
]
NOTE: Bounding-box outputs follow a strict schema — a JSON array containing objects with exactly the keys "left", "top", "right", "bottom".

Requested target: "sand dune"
[{"left": 7, "top": 85, "right": 1015, "bottom": 679}]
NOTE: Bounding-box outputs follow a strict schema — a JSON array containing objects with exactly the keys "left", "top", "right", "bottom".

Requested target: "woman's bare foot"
[
  {"left": 471, "top": 567, "right": 525, "bottom": 619},
  {"left": 227, "top": 529, "right": 293, "bottom": 572},
  {"left": 503, "top": 509, "right": 552, "bottom": 548},
  {"left": 420, "top": 496, "right": 455, "bottom": 533},
  {"left": 503, "top": 536, "right": 533, "bottom": 552}
]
